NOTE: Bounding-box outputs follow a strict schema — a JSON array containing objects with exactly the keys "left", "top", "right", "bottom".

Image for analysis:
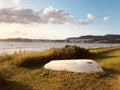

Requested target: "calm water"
[{"left": 0, "top": 42, "right": 120, "bottom": 54}]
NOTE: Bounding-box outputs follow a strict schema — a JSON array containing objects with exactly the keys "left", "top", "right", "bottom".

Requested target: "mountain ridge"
[
  {"left": 66, "top": 34, "right": 120, "bottom": 43},
  {"left": 0, "top": 34, "right": 120, "bottom": 44}
]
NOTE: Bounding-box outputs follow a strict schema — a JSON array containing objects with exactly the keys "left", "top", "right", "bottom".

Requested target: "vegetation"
[
  {"left": 1, "top": 45, "right": 89, "bottom": 68},
  {"left": 0, "top": 73, "right": 8, "bottom": 90},
  {"left": 0, "top": 45, "right": 120, "bottom": 90},
  {"left": 66, "top": 34, "right": 120, "bottom": 43}
]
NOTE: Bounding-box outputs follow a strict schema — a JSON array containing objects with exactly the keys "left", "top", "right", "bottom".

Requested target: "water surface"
[{"left": 0, "top": 42, "right": 120, "bottom": 54}]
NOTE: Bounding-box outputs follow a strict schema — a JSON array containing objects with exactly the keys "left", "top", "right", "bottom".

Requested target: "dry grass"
[
  {"left": 0, "top": 45, "right": 120, "bottom": 90},
  {"left": 1, "top": 45, "right": 89, "bottom": 68}
]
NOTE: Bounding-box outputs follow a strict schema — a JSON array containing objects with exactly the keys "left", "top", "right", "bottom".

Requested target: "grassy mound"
[{"left": 1, "top": 45, "right": 89, "bottom": 68}]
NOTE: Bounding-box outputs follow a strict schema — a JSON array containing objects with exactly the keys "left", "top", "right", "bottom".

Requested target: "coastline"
[{"left": 0, "top": 42, "right": 120, "bottom": 55}]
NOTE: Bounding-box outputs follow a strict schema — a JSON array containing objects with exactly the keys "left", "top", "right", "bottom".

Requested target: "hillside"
[
  {"left": 0, "top": 38, "right": 65, "bottom": 42},
  {"left": 0, "top": 34, "right": 120, "bottom": 44},
  {"left": 66, "top": 34, "right": 120, "bottom": 43}
]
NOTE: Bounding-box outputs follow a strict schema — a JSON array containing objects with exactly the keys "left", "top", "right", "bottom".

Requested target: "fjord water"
[{"left": 0, "top": 42, "right": 120, "bottom": 54}]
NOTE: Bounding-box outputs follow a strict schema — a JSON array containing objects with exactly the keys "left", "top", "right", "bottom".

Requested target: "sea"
[{"left": 0, "top": 42, "right": 120, "bottom": 54}]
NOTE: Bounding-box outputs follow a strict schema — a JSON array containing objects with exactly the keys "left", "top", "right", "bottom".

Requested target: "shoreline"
[{"left": 0, "top": 45, "right": 120, "bottom": 55}]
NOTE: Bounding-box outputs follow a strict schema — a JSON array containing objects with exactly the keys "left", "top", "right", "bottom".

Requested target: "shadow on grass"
[
  {"left": 15, "top": 45, "right": 90, "bottom": 69},
  {"left": 98, "top": 47, "right": 120, "bottom": 54},
  {"left": 18, "top": 56, "right": 51, "bottom": 69},
  {"left": 14, "top": 46, "right": 120, "bottom": 69},
  {"left": 88, "top": 52, "right": 115, "bottom": 61},
  {"left": 18, "top": 52, "right": 114, "bottom": 69},
  {"left": 88, "top": 47, "right": 120, "bottom": 60},
  {"left": 0, "top": 73, "right": 33, "bottom": 90},
  {"left": 0, "top": 73, "right": 7, "bottom": 90},
  {"left": 2, "top": 81, "right": 33, "bottom": 90},
  {"left": 92, "top": 67, "right": 120, "bottom": 82},
  {"left": 103, "top": 67, "right": 120, "bottom": 74}
]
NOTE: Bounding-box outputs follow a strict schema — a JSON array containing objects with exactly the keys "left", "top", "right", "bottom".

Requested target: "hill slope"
[
  {"left": 0, "top": 34, "right": 120, "bottom": 43},
  {"left": 66, "top": 34, "right": 120, "bottom": 43}
]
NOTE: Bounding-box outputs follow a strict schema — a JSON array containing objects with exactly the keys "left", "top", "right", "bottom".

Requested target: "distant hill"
[
  {"left": 0, "top": 38, "right": 65, "bottom": 42},
  {"left": 66, "top": 34, "right": 120, "bottom": 43},
  {"left": 0, "top": 34, "right": 120, "bottom": 43},
  {"left": 0, "top": 38, "right": 33, "bottom": 42}
]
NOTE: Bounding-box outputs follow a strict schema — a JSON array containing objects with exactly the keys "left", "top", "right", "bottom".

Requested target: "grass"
[
  {"left": 0, "top": 45, "right": 120, "bottom": 90},
  {"left": 1, "top": 45, "right": 89, "bottom": 68}
]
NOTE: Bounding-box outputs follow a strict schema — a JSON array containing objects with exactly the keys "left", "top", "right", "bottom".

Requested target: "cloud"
[
  {"left": 0, "top": 8, "right": 40, "bottom": 24},
  {"left": 9, "top": 30, "right": 27, "bottom": 36},
  {"left": 0, "top": 7, "right": 75, "bottom": 24},
  {"left": 103, "top": 16, "right": 110, "bottom": 21},
  {"left": 0, "top": 7, "right": 110, "bottom": 25},
  {"left": 79, "top": 19, "right": 89, "bottom": 25},
  {"left": 42, "top": 7, "right": 74, "bottom": 24},
  {"left": 87, "top": 13, "right": 98, "bottom": 20},
  {"left": 12, "top": 0, "right": 20, "bottom": 5},
  {"left": 0, "top": 0, "right": 20, "bottom": 6}
]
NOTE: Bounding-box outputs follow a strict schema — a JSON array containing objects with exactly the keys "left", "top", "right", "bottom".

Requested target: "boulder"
[{"left": 44, "top": 59, "right": 103, "bottom": 73}]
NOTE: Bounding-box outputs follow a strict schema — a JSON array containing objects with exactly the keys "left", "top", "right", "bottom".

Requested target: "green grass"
[{"left": 0, "top": 45, "right": 120, "bottom": 90}]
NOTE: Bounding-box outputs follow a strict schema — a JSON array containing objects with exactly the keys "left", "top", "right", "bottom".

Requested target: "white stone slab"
[{"left": 44, "top": 59, "right": 103, "bottom": 73}]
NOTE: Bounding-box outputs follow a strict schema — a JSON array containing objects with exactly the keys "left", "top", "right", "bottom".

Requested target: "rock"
[{"left": 44, "top": 59, "right": 103, "bottom": 73}]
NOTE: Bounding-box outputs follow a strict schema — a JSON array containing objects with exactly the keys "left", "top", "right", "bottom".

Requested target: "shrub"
[{"left": 10, "top": 45, "right": 90, "bottom": 68}]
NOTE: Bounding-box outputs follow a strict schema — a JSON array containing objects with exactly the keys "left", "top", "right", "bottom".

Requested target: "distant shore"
[{"left": 0, "top": 34, "right": 120, "bottom": 44}]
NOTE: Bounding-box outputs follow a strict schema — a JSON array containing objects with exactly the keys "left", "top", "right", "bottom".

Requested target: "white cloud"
[
  {"left": 42, "top": 7, "right": 74, "bottom": 24},
  {"left": 0, "top": 0, "right": 21, "bottom": 8},
  {"left": 87, "top": 13, "right": 98, "bottom": 20},
  {"left": 0, "top": 7, "right": 75, "bottom": 24},
  {"left": 103, "top": 16, "right": 110, "bottom": 21},
  {"left": 0, "top": 7, "right": 110, "bottom": 25},
  {"left": 79, "top": 19, "right": 89, "bottom": 25},
  {"left": 12, "top": 0, "right": 20, "bottom": 5},
  {"left": 48, "top": 18, "right": 62, "bottom": 24},
  {"left": 0, "top": 8, "right": 40, "bottom": 24}
]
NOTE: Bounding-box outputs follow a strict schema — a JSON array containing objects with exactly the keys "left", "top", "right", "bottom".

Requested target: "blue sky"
[{"left": 0, "top": 0, "right": 119, "bottom": 39}]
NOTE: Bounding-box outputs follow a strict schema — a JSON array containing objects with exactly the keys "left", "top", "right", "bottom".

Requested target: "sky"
[{"left": 0, "top": 0, "right": 120, "bottom": 39}]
